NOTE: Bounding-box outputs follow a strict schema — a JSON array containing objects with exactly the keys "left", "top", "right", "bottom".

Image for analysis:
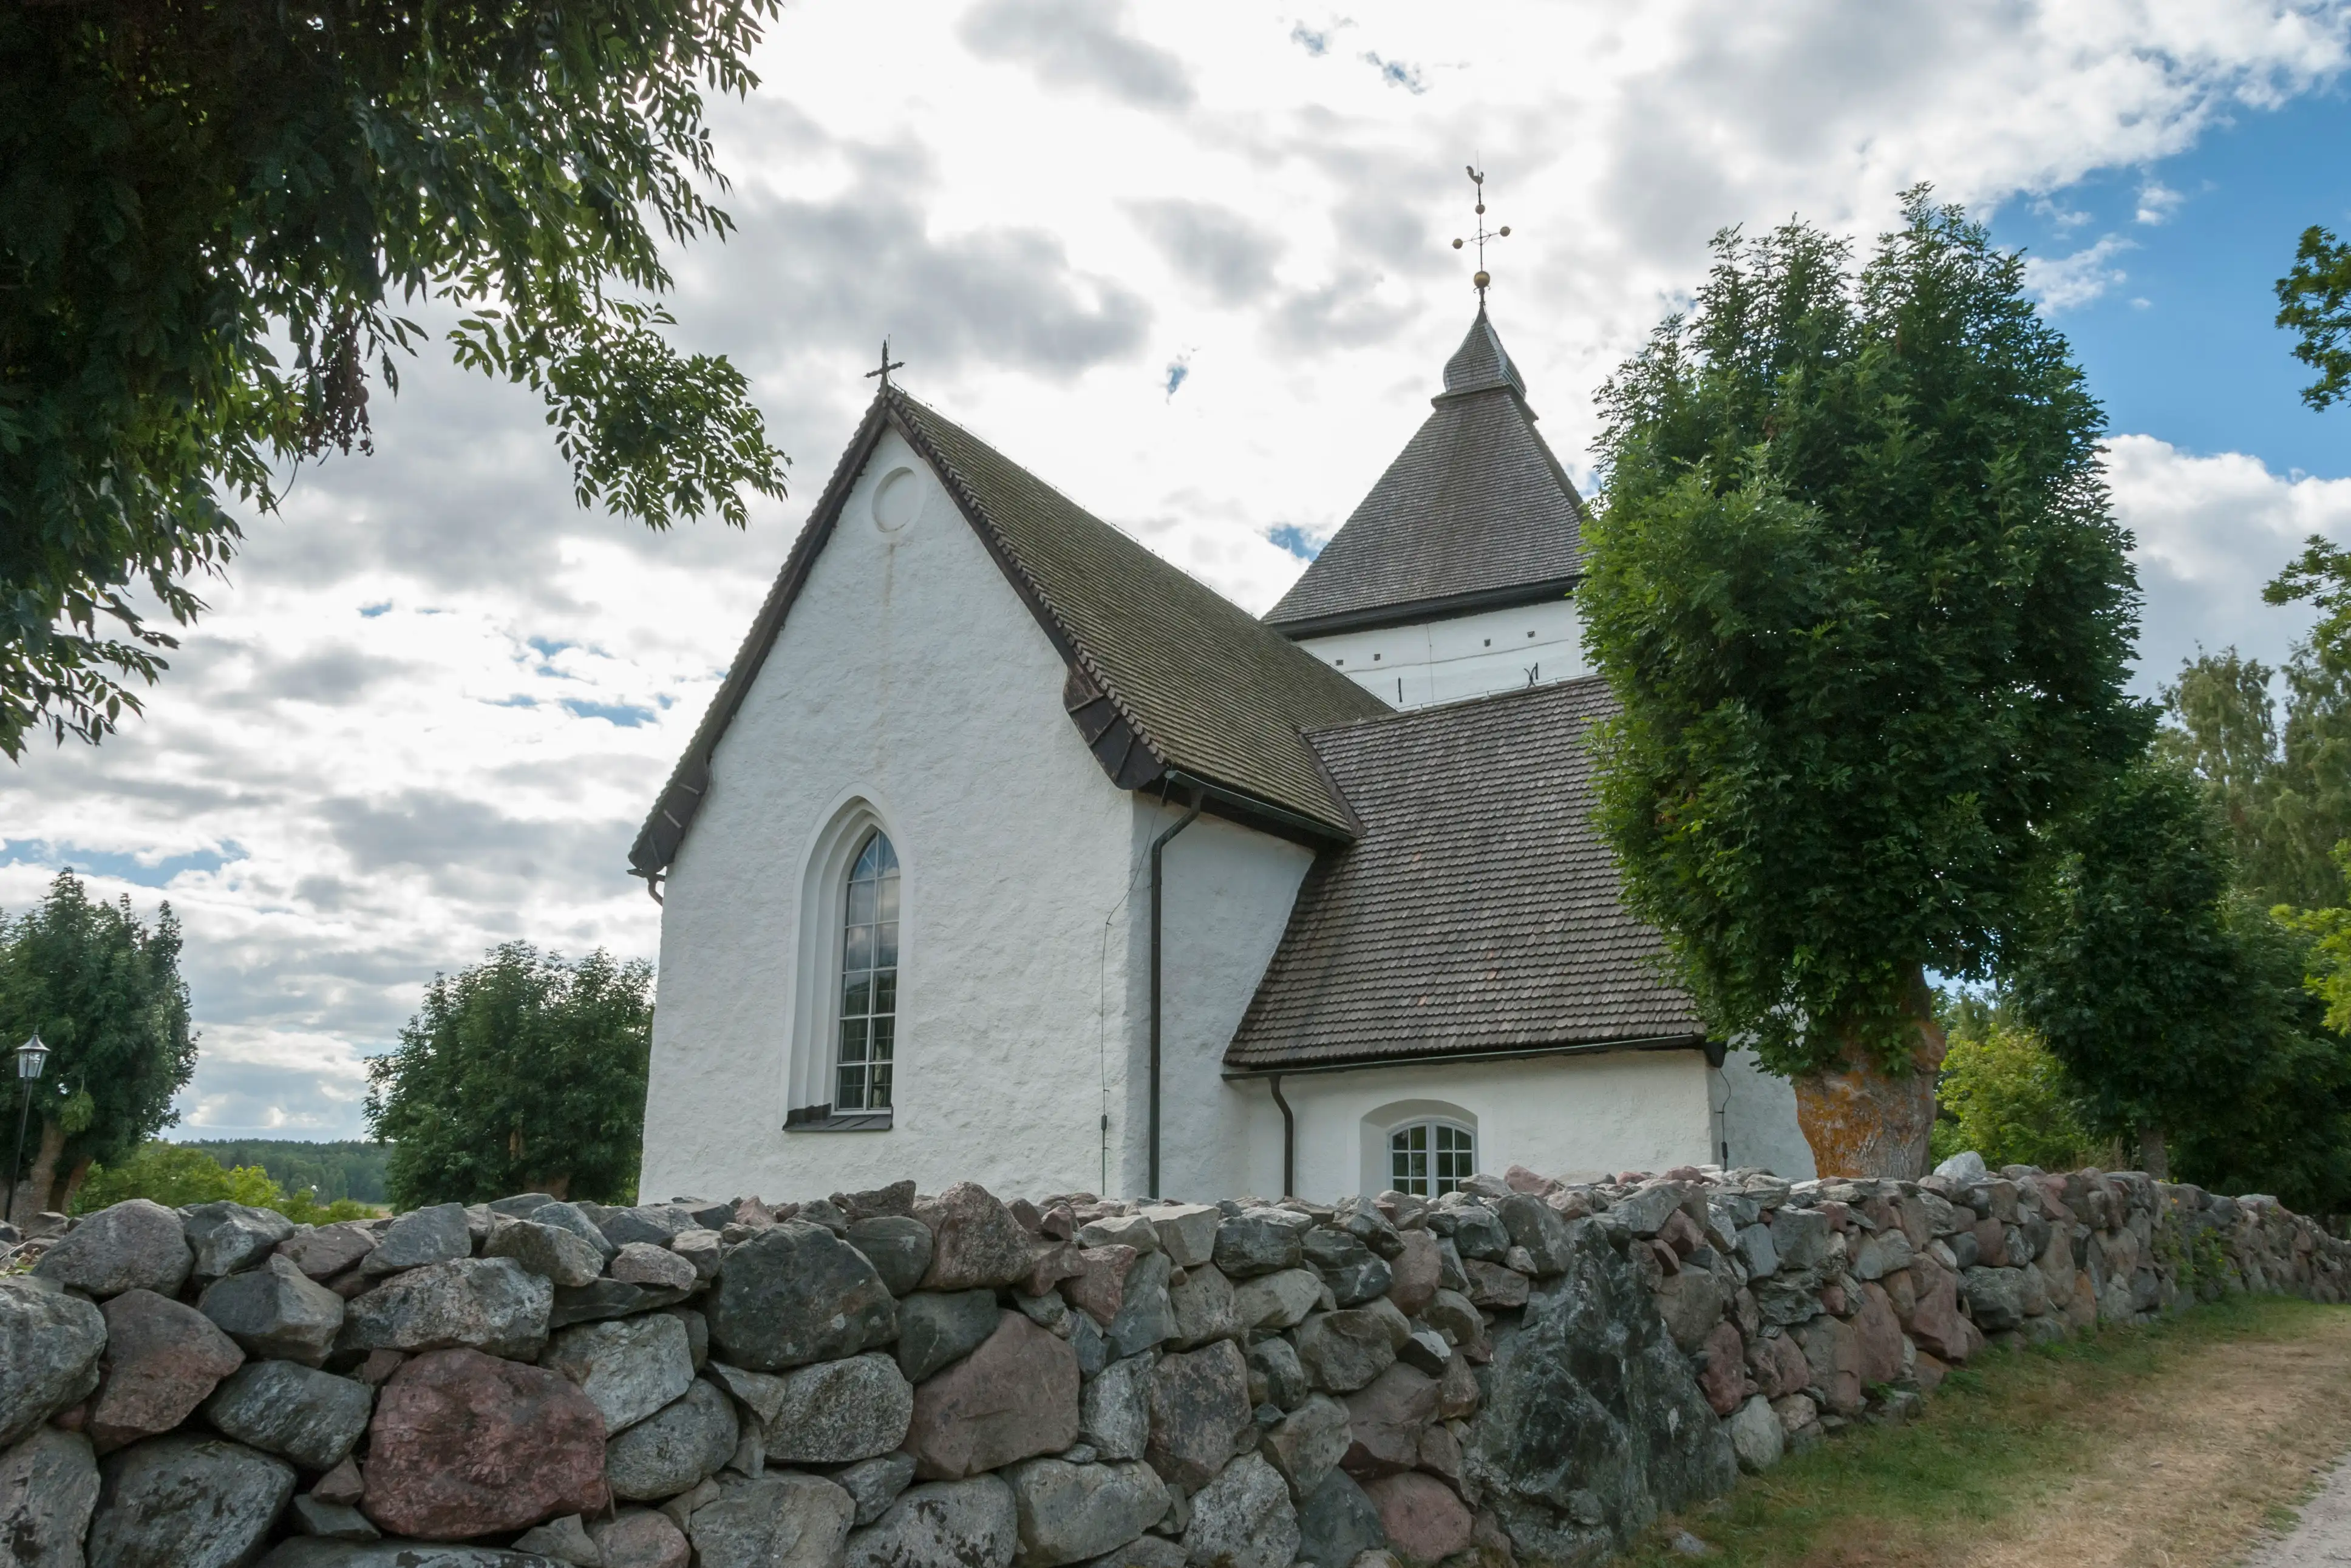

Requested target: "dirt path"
[
  {"left": 1957, "top": 1313, "right": 2351, "bottom": 1568},
  {"left": 2240, "top": 1459, "right": 2351, "bottom": 1568}
]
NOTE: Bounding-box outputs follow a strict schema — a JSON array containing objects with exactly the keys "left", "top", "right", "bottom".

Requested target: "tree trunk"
[
  {"left": 59, "top": 1155, "right": 94, "bottom": 1215},
  {"left": 1792, "top": 971, "right": 1948, "bottom": 1179},
  {"left": 10, "top": 1118, "right": 66, "bottom": 1230},
  {"left": 2136, "top": 1126, "right": 2169, "bottom": 1181}
]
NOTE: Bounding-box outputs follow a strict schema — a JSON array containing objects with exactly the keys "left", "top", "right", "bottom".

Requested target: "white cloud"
[
  {"left": 2137, "top": 178, "right": 2188, "bottom": 222},
  {"left": 11, "top": 0, "right": 2351, "bottom": 1139},
  {"left": 2109, "top": 433, "right": 2351, "bottom": 684},
  {"left": 2024, "top": 234, "right": 2135, "bottom": 310}
]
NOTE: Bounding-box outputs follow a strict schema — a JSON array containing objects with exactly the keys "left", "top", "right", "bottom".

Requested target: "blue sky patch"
[
  {"left": 1268, "top": 524, "right": 1323, "bottom": 560},
  {"left": 3, "top": 840, "right": 246, "bottom": 889},
  {"left": 560, "top": 698, "right": 656, "bottom": 727}
]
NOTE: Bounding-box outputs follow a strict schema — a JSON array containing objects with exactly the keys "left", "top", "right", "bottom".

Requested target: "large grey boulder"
[
  {"left": 688, "top": 1471, "right": 856, "bottom": 1568},
  {"left": 338, "top": 1257, "right": 552, "bottom": 1360},
  {"left": 1495, "top": 1195, "right": 1576, "bottom": 1277},
  {"left": 1211, "top": 1213, "right": 1302, "bottom": 1278},
  {"left": 1294, "top": 1470, "right": 1386, "bottom": 1568},
  {"left": 896, "top": 1288, "right": 1001, "bottom": 1382},
  {"left": 708, "top": 1223, "right": 897, "bottom": 1372},
  {"left": 1302, "top": 1229, "right": 1392, "bottom": 1307},
  {"left": 1247, "top": 1338, "right": 1308, "bottom": 1413},
  {"left": 1262, "top": 1393, "right": 1352, "bottom": 1501},
  {"left": 186, "top": 1202, "right": 298, "bottom": 1282},
  {"left": 0, "top": 1277, "right": 107, "bottom": 1447},
  {"left": 1231, "top": 1268, "right": 1322, "bottom": 1333},
  {"left": 201, "top": 1254, "right": 347, "bottom": 1366},
  {"left": 1165, "top": 1261, "right": 1240, "bottom": 1349},
  {"left": 610, "top": 1241, "right": 698, "bottom": 1292},
  {"left": 913, "top": 1184, "right": 1031, "bottom": 1291},
  {"left": 542, "top": 1314, "right": 696, "bottom": 1434},
  {"left": 1078, "top": 1352, "right": 1153, "bottom": 1462},
  {"left": 845, "top": 1476, "right": 1018, "bottom": 1568},
  {"left": 587, "top": 1507, "right": 692, "bottom": 1568},
  {"left": 276, "top": 1222, "right": 379, "bottom": 1282},
  {"left": 0, "top": 1427, "right": 100, "bottom": 1567},
  {"left": 204, "top": 1360, "right": 374, "bottom": 1470},
  {"left": 1143, "top": 1339, "right": 1251, "bottom": 1490},
  {"left": 1727, "top": 1393, "right": 1785, "bottom": 1474},
  {"left": 905, "top": 1312, "right": 1081, "bottom": 1480},
  {"left": 1076, "top": 1538, "right": 1183, "bottom": 1568},
  {"left": 529, "top": 1202, "right": 616, "bottom": 1260},
  {"left": 1293, "top": 1308, "right": 1398, "bottom": 1394},
  {"left": 1466, "top": 1219, "right": 1737, "bottom": 1560},
  {"left": 704, "top": 1362, "right": 789, "bottom": 1428},
  {"left": 606, "top": 1379, "right": 739, "bottom": 1502},
  {"left": 1769, "top": 1207, "right": 1834, "bottom": 1272},
  {"left": 1964, "top": 1266, "right": 2029, "bottom": 1332},
  {"left": 1140, "top": 1203, "right": 1220, "bottom": 1269},
  {"left": 33, "top": 1200, "right": 191, "bottom": 1299},
  {"left": 360, "top": 1203, "right": 472, "bottom": 1276},
  {"left": 765, "top": 1352, "right": 913, "bottom": 1465},
  {"left": 548, "top": 1280, "right": 693, "bottom": 1329},
  {"left": 487, "top": 1220, "right": 606, "bottom": 1289},
  {"left": 1005, "top": 1458, "right": 1169, "bottom": 1567},
  {"left": 845, "top": 1216, "right": 934, "bottom": 1297},
  {"left": 86, "top": 1433, "right": 297, "bottom": 1568},
  {"left": 1103, "top": 1252, "right": 1176, "bottom": 1362},
  {"left": 1181, "top": 1452, "right": 1298, "bottom": 1568}
]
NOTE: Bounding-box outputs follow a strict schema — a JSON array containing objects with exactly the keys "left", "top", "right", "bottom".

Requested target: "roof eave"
[
  {"left": 1265, "top": 575, "right": 1582, "bottom": 641},
  {"left": 1221, "top": 1031, "right": 1716, "bottom": 1079}
]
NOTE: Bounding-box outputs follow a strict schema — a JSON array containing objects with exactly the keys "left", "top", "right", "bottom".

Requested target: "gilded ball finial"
[
  {"left": 1452, "top": 237, "right": 1464, "bottom": 249},
  {"left": 1473, "top": 270, "right": 1491, "bottom": 290},
  {"left": 1499, "top": 226, "right": 1511, "bottom": 237}
]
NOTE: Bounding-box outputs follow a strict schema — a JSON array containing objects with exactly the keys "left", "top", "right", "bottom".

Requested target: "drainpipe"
[
  {"left": 1269, "top": 1074, "right": 1296, "bottom": 1199},
  {"left": 1148, "top": 789, "right": 1204, "bottom": 1200}
]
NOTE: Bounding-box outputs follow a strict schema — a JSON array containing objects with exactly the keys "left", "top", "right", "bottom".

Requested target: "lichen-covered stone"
[
  {"left": 1102, "top": 1252, "right": 1177, "bottom": 1362},
  {"left": 34, "top": 1200, "right": 192, "bottom": 1300},
  {"left": 1005, "top": 1457, "right": 1169, "bottom": 1567},
  {"left": 1262, "top": 1392, "right": 1352, "bottom": 1501},
  {"left": 1294, "top": 1469, "right": 1386, "bottom": 1568},
  {"left": 86, "top": 1434, "right": 296, "bottom": 1568},
  {"left": 605, "top": 1379, "right": 738, "bottom": 1502},
  {"left": 896, "top": 1288, "right": 1002, "bottom": 1383},
  {"left": 203, "top": 1359, "right": 373, "bottom": 1471},
  {"left": 690, "top": 1471, "right": 856, "bottom": 1568},
  {"left": 1341, "top": 1365, "right": 1437, "bottom": 1481},
  {"left": 0, "top": 1427, "right": 100, "bottom": 1567},
  {"left": 1294, "top": 1308, "right": 1398, "bottom": 1395},
  {"left": 1180, "top": 1451, "right": 1298, "bottom": 1568},
  {"left": 837, "top": 1451, "right": 919, "bottom": 1526},
  {"left": 542, "top": 1314, "right": 696, "bottom": 1435},
  {"left": 485, "top": 1220, "right": 605, "bottom": 1289},
  {"left": 1211, "top": 1212, "right": 1302, "bottom": 1278},
  {"left": 589, "top": 1507, "right": 693, "bottom": 1568},
  {"left": 708, "top": 1222, "right": 897, "bottom": 1372},
  {"left": 202, "top": 1254, "right": 347, "bottom": 1367},
  {"left": 915, "top": 1183, "right": 1032, "bottom": 1292},
  {"left": 846, "top": 1216, "right": 934, "bottom": 1297},
  {"left": 1233, "top": 1268, "right": 1322, "bottom": 1333},
  {"left": 764, "top": 1352, "right": 913, "bottom": 1465},
  {"left": 185, "top": 1202, "right": 298, "bottom": 1283},
  {"left": 845, "top": 1475, "right": 1017, "bottom": 1568},
  {"left": 277, "top": 1223, "right": 380, "bottom": 1283},
  {"left": 1143, "top": 1339, "right": 1251, "bottom": 1490},
  {"left": 338, "top": 1257, "right": 550, "bottom": 1362},
  {"left": 1078, "top": 1352, "right": 1153, "bottom": 1462},
  {"left": 360, "top": 1203, "right": 472, "bottom": 1277}
]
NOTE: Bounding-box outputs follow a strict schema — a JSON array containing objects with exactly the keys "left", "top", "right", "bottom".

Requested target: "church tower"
[{"left": 1263, "top": 307, "right": 1590, "bottom": 708}]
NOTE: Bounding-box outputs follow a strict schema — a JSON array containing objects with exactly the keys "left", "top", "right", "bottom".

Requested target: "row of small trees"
[
  {"left": 1586, "top": 192, "right": 2351, "bottom": 1209},
  {"left": 1, "top": 868, "right": 652, "bottom": 1223}
]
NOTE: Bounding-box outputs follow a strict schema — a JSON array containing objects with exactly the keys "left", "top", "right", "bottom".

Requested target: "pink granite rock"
[
  {"left": 1363, "top": 1472, "right": 1474, "bottom": 1566},
  {"left": 1386, "top": 1230, "right": 1440, "bottom": 1318},
  {"left": 904, "top": 1311, "right": 1079, "bottom": 1479},
  {"left": 914, "top": 1183, "right": 1031, "bottom": 1291},
  {"left": 362, "top": 1347, "right": 608, "bottom": 1538},
  {"left": 1901, "top": 1255, "right": 1981, "bottom": 1363},
  {"left": 1062, "top": 1245, "right": 1137, "bottom": 1326},
  {"left": 1744, "top": 1332, "right": 1811, "bottom": 1401},
  {"left": 590, "top": 1505, "right": 692, "bottom": 1567},
  {"left": 1853, "top": 1282, "right": 1905, "bottom": 1386},
  {"left": 1341, "top": 1363, "right": 1439, "bottom": 1479},
  {"left": 1696, "top": 1320, "right": 1747, "bottom": 1417},
  {"left": 89, "top": 1289, "right": 244, "bottom": 1453}
]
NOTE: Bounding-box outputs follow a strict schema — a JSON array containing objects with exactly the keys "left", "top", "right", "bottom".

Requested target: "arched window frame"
[
  {"left": 1387, "top": 1118, "right": 1477, "bottom": 1198},
  {"left": 786, "top": 798, "right": 902, "bottom": 1132}
]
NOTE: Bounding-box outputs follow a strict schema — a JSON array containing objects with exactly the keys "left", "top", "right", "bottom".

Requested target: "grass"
[{"left": 1618, "top": 1295, "right": 2351, "bottom": 1568}]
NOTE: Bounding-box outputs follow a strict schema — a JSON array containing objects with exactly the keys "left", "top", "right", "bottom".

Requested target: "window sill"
[{"left": 784, "top": 1106, "right": 893, "bottom": 1133}]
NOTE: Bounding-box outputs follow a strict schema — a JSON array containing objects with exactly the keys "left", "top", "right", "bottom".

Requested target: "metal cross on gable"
[
  {"left": 1452, "top": 165, "right": 1513, "bottom": 304},
  {"left": 865, "top": 338, "right": 905, "bottom": 388}
]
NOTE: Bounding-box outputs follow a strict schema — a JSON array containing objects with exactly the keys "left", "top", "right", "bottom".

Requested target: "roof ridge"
[{"left": 1305, "top": 670, "right": 1612, "bottom": 738}]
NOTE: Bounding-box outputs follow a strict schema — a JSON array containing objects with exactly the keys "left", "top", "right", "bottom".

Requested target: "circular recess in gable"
[{"left": 873, "top": 467, "right": 924, "bottom": 533}]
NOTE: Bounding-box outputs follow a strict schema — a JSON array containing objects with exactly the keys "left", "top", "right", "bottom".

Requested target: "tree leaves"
[
  {"left": 1, "top": 0, "right": 791, "bottom": 757},
  {"left": 1582, "top": 191, "right": 2146, "bottom": 1078},
  {"left": 363, "top": 941, "right": 652, "bottom": 1207}
]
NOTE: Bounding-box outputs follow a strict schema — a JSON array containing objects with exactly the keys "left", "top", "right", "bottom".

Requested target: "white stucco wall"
[
  {"left": 641, "top": 432, "right": 1151, "bottom": 1203},
  {"left": 1134, "top": 807, "right": 1315, "bottom": 1202},
  {"left": 1713, "top": 1048, "right": 1817, "bottom": 1180},
  {"left": 1294, "top": 596, "right": 1585, "bottom": 709},
  {"left": 1262, "top": 1048, "right": 1718, "bottom": 1203}
]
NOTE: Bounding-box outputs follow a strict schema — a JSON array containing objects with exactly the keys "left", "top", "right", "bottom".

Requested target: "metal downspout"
[
  {"left": 1148, "top": 789, "right": 1204, "bottom": 1200},
  {"left": 1269, "top": 1074, "right": 1296, "bottom": 1199}
]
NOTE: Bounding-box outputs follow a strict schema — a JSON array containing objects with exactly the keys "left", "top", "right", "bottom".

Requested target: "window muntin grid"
[
  {"left": 1389, "top": 1121, "right": 1475, "bottom": 1197},
  {"left": 837, "top": 831, "right": 899, "bottom": 1111}
]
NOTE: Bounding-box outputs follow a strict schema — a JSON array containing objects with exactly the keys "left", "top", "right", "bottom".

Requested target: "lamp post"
[{"left": 5, "top": 1033, "right": 49, "bottom": 1229}]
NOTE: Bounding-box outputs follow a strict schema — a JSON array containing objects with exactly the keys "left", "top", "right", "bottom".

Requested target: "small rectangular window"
[{"left": 1390, "top": 1121, "right": 1474, "bottom": 1197}]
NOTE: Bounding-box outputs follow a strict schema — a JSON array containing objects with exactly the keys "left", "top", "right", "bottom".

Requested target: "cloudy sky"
[{"left": 11, "top": 1, "right": 2351, "bottom": 1141}]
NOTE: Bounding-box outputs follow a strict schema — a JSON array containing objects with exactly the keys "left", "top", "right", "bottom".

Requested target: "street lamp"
[{"left": 5, "top": 1033, "right": 49, "bottom": 1230}]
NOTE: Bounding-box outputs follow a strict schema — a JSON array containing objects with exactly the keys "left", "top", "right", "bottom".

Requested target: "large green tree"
[
  {"left": 1583, "top": 191, "right": 2146, "bottom": 1176},
  {"left": 2, "top": 0, "right": 788, "bottom": 759},
  {"left": 0, "top": 871, "right": 197, "bottom": 1225},
  {"left": 2277, "top": 225, "right": 2351, "bottom": 412},
  {"left": 365, "top": 942, "right": 652, "bottom": 1207}
]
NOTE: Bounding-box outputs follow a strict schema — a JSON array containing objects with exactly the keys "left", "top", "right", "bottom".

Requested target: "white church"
[{"left": 629, "top": 309, "right": 1815, "bottom": 1206}]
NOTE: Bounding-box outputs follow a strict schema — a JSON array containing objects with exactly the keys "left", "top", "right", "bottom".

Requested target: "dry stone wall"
[{"left": 1, "top": 1155, "right": 2345, "bottom": 1568}]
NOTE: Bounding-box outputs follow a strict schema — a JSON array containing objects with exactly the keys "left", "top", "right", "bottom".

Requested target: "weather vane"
[
  {"left": 1451, "top": 165, "right": 1511, "bottom": 304},
  {"left": 865, "top": 338, "right": 905, "bottom": 389}
]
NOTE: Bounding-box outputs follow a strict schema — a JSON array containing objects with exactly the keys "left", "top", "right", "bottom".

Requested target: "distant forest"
[{"left": 177, "top": 1140, "right": 391, "bottom": 1204}]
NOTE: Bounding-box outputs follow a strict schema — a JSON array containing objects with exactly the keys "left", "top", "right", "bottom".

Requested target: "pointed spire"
[{"left": 1439, "top": 308, "right": 1526, "bottom": 401}]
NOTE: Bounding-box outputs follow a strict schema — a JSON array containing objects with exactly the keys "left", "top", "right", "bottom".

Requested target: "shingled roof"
[
  {"left": 630, "top": 387, "right": 1389, "bottom": 880},
  {"left": 1263, "top": 309, "right": 1588, "bottom": 638},
  {"left": 1223, "top": 676, "right": 1709, "bottom": 1073}
]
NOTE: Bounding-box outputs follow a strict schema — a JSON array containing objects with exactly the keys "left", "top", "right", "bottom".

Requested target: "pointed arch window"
[{"left": 836, "top": 830, "right": 899, "bottom": 1112}]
